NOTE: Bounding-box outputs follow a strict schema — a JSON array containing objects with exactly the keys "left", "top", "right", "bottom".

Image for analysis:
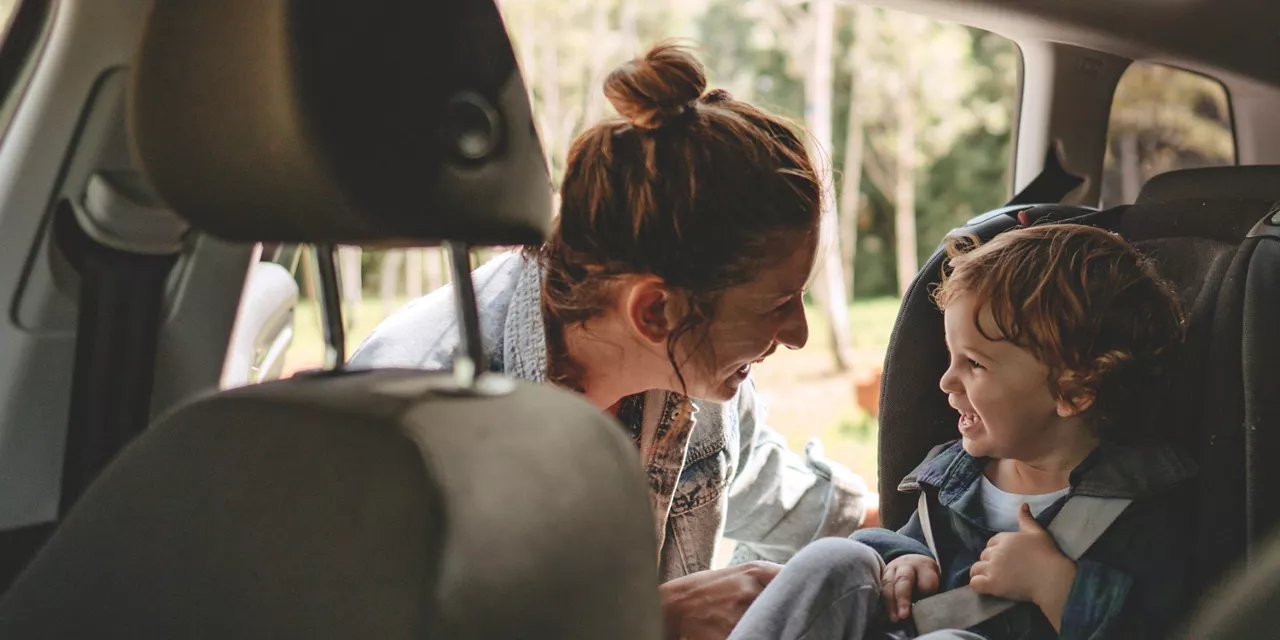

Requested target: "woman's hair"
[
  {"left": 537, "top": 42, "right": 822, "bottom": 392},
  {"left": 931, "top": 223, "right": 1187, "bottom": 434}
]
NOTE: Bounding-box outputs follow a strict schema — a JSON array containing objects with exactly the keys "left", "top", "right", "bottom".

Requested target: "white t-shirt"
[{"left": 979, "top": 475, "right": 1070, "bottom": 532}]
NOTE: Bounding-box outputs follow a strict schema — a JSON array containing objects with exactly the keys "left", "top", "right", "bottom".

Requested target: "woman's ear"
[{"left": 622, "top": 276, "right": 676, "bottom": 344}]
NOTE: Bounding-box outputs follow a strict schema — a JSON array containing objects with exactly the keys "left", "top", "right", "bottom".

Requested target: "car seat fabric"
[
  {"left": 1179, "top": 520, "right": 1280, "bottom": 638},
  {"left": 0, "top": 370, "right": 661, "bottom": 639},
  {"left": 1242, "top": 203, "right": 1280, "bottom": 547},
  {"left": 877, "top": 167, "right": 1280, "bottom": 597},
  {"left": 131, "top": 0, "right": 550, "bottom": 246},
  {"left": 1136, "top": 165, "right": 1280, "bottom": 205}
]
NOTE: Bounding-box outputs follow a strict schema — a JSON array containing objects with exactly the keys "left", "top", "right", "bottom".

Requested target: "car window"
[
  {"left": 251, "top": 245, "right": 467, "bottom": 381},
  {"left": 1100, "top": 61, "right": 1235, "bottom": 207},
  {"left": 252, "top": 4, "right": 1019, "bottom": 522},
  {"left": 0, "top": 1, "right": 16, "bottom": 29},
  {"left": 0, "top": 0, "right": 19, "bottom": 42}
]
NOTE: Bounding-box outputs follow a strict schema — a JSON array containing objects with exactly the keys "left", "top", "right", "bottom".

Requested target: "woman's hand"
[
  {"left": 881, "top": 553, "right": 940, "bottom": 623},
  {"left": 969, "top": 503, "right": 1076, "bottom": 630},
  {"left": 659, "top": 562, "right": 781, "bottom": 640}
]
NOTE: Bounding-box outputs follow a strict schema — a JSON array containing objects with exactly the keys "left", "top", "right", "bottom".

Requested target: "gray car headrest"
[
  {"left": 129, "top": 0, "right": 551, "bottom": 246},
  {"left": 1137, "top": 166, "right": 1280, "bottom": 205}
]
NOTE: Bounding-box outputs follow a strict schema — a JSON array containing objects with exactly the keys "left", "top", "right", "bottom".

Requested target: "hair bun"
[
  {"left": 701, "top": 88, "right": 733, "bottom": 104},
  {"left": 604, "top": 42, "right": 707, "bottom": 130}
]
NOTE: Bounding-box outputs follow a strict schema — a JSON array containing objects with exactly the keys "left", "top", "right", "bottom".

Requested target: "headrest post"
[
  {"left": 313, "top": 244, "right": 346, "bottom": 370},
  {"left": 446, "top": 241, "right": 485, "bottom": 388}
]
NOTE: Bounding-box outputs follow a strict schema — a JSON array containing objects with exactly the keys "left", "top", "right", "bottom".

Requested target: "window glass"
[
  {"left": 1101, "top": 61, "right": 1234, "bottom": 208},
  {"left": 0, "top": 1, "right": 19, "bottom": 38},
  {"left": 256, "top": 4, "right": 1019, "bottom": 504}
]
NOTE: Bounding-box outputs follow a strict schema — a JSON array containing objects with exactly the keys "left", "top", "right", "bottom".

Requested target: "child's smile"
[{"left": 957, "top": 410, "right": 982, "bottom": 436}]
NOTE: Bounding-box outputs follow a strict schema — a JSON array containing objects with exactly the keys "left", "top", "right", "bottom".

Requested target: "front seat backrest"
[
  {"left": 0, "top": 1, "right": 662, "bottom": 638},
  {"left": 0, "top": 371, "right": 659, "bottom": 638}
]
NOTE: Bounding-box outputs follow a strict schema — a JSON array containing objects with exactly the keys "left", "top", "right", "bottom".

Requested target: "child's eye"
[
  {"left": 968, "top": 359, "right": 984, "bottom": 370},
  {"left": 771, "top": 296, "right": 795, "bottom": 313}
]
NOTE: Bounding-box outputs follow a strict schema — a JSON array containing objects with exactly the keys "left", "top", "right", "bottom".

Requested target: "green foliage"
[
  {"left": 914, "top": 29, "right": 1017, "bottom": 261},
  {"left": 836, "top": 406, "right": 877, "bottom": 443},
  {"left": 849, "top": 26, "right": 1017, "bottom": 296}
]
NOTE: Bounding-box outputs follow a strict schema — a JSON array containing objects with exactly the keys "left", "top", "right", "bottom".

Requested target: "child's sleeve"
[
  {"left": 1056, "top": 489, "right": 1193, "bottom": 640},
  {"left": 850, "top": 505, "right": 934, "bottom": 563}
]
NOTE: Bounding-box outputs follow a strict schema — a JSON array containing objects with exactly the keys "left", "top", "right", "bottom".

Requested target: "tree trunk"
[
  {"left": 536, "top": 20, "right": 566, "bottom": 176},
  {"left": 405, "top": 249, "right": 424, "bottom": 299},
  {"left": 337, "top": 246, "right": 363, "bottom": 330},
  {"left": 839, "top": 5, "right": 873, "bottom": 303},
  {"left": 1120, "top": 131, "right": 1142, "bottom": 203},
  {"left": 300, "top": 245, "right": 316, "bottom": 300},
  {"left": 516, "top": 9, "right": 539, "bottom": 100},
  {"left": 424, "top": 247, "right": 445, "bottom": 292},
  {"left": 805, "top": 0, "right": 854, "bottom": 372},
  {"left": 894, "top": 85, "right": 919, "bottom": 296},
  {"left": 380, "top": 250, "right": 404, "bottom": 317},
  {"left": 583, "top": 0, "right": 611, "bottom": 125},
  {"left": 620, "top": 0, "right": 638, "bottom": 53}
]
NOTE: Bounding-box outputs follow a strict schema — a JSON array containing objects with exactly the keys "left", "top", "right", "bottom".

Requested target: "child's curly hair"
[{"left": 931, "top": 223, "right": 1187, "bottom": 434}]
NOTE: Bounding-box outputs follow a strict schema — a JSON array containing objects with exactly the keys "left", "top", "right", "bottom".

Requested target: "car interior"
[{"left": 0, "top": 0, "right": 1274, "bottom": 637}]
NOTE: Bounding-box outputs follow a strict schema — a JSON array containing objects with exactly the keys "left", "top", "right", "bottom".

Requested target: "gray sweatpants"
[{"left": 727, "top": 538, "right": 985, "bottom": 640}]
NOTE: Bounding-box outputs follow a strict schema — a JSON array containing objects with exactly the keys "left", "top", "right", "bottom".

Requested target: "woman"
[{"left": 350, "top": 42, "right": 875, "bottom": 638}]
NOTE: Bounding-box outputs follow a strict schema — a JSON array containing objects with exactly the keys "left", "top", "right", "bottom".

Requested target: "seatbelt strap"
[
  {"left": 910, "top": 490, "right": 1132, "bottom": 634},
  {"left": 57, "top": 197, "right": 178, "bottom": 515},
  {"left": 1005, "top": 145, "right": 1085, "bottom": 206}
]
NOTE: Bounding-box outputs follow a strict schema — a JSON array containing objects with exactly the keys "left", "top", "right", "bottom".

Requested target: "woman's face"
[{"left": 676, "top": 232, "right": 817, "bottom": 402}]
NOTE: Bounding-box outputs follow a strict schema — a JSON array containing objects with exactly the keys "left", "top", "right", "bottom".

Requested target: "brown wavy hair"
[
  {"left": 932, "top": 223, "right": 1186, "bottom": 432},
  {"left": 536, "top": 42, "right": 822, "bottom": 392}
]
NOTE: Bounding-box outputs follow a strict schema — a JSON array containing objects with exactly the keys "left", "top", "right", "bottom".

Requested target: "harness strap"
[{"left": 910, "top": 489, "right": 1132, "bottom": 634}]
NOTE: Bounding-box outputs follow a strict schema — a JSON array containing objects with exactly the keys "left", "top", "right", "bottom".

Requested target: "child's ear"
[
  {"left": 1054, "top": 370, "right": 1097, "bottom": 418},
  {"left": 1055, "top": 388, "right": 1096, "bottom": 418}
]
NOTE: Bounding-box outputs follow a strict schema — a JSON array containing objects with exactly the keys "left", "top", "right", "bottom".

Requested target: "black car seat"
[
  {"left": 1180, "top": 521, "right": 1280, "bottom": 638},
  {"left": 0, "top": 1, "right": 662, "bottom": 639},
  {"left": 876, "top": 164, "right": 1280, "bottom": 598}
]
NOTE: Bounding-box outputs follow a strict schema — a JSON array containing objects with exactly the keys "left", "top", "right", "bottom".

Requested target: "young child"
[{"left": 728, "top": 223, "right": 1197, "bottom": 640}]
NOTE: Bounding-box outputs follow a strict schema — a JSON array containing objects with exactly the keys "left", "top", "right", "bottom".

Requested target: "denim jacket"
[
  {"left": 854, "top": 439, "right": 1198, "bottom": 640},
  {"left": 348, "top": 252, "right": 871, "bottom": 581}
]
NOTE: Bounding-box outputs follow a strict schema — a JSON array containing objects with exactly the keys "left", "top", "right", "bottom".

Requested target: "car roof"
[{"left": 856, "top": 0, "right": 1280, "bottom": 87}]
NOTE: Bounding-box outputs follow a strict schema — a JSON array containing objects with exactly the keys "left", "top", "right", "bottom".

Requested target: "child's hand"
[
  {"left": 881, "top": 554, "right": 940, "bottom": 623},
  {"left": 969, "top": 503, "right": 1077, "bottom": 610}
]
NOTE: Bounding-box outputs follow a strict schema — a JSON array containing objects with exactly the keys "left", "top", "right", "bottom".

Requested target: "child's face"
[{"left": 939, "top": 292, "right": 1082, "bottom": 460}]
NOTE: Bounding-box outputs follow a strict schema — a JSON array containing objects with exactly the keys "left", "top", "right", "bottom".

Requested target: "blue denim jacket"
[
  {"left": 854, "top": 440, "right": 1198, "bottom": 640},
  {"left": 348, "top": 252, "right": 871, "bottom": 581}
]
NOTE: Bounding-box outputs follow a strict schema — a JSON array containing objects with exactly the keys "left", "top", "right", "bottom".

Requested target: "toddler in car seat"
[{"left": 728, "top": 223, "right": 1198, "bottom": 640}]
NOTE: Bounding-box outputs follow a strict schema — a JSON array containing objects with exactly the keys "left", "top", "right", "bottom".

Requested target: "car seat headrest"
[
  {"left": 129, "top": 0, "right": 551, "bottom": 246},
  {"left": 1137, "top": 166, "right": 1280, "bottom": 205}
]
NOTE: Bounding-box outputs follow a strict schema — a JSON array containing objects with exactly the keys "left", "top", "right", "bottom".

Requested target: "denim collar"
[
  {"left": 899, "top": 438, "right": 1198, "bottom": 508},
  {"left": 499, "top": 253, "right": 549, "bottom": 382}
]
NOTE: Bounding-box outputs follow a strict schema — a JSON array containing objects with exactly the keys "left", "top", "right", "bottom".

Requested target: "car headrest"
[
  {"left": 129, "top": 0, "right": 551, "bottom": 246},
  {"left": 1137, "top": 166, "right": 1280, "bottom": 205}
]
